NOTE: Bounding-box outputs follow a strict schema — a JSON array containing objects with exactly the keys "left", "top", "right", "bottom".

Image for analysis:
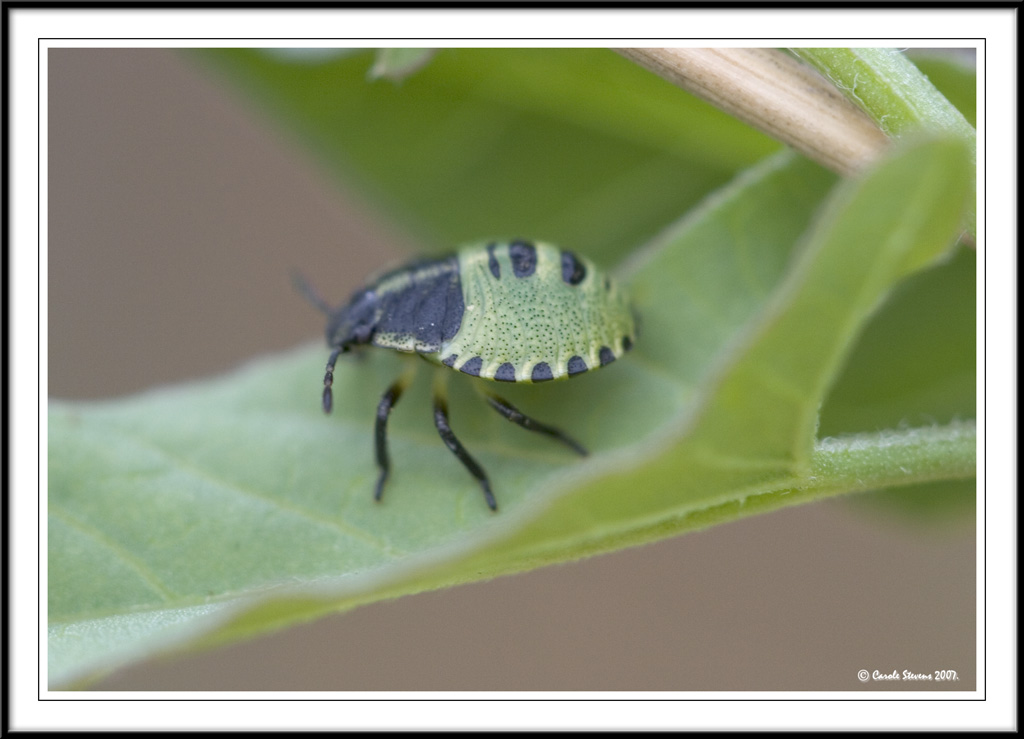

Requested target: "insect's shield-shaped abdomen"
[{"left": 327, "top": 288, "right": 380, "bottom": 350}]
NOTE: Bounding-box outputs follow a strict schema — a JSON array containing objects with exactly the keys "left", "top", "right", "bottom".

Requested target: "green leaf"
[
  {"left": 810, "top": 51, "right": 976, "bottom": 520},
  {"left": 815, "top": 209, "right": 976, "bottom": 527},
  {"left": 820, "top": 244, "right": 975, "bottom": 436},
  {"left": 49, "top": 135, "right": 974, "bottom": 687},
  {"left": 190, "top": 48, "right": 779, "bottom": 265}
]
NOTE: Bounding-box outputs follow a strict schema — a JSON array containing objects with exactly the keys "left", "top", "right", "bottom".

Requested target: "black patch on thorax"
[{"left": 375, "top": 256, "right": 464, "bottom": 350}]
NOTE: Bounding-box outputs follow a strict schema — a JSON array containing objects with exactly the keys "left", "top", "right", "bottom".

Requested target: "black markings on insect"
[{"left": 296, "top": 239, "right": 637, "bottom": 511}]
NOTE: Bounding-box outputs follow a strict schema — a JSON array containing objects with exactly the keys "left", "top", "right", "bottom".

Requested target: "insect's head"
[
  {"left": 325, "top": 287, "right": 378, "bottom": 351},
  {"left": 294, "top": 272, "right": 380, "bottom": 413},
  {"left": 293, "top": 271, "right": 379, "bottom": 351}
]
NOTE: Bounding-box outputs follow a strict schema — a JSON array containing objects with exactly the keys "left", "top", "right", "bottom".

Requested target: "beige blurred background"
[{"left": 48, "top": 48, "right": 975, "bottom": 692}]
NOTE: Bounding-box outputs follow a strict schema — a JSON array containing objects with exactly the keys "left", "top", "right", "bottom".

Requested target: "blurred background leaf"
[{"left": 195, "top": 48, "right": 781, "bottom": 264}]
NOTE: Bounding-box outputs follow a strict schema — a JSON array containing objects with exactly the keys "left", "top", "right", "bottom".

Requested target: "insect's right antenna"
[
  {"left": 323, "top": 346, "right": 344, "bottom": 413},
  {"left": 291, "top": 270, "right": 333, "bottom": 315}
]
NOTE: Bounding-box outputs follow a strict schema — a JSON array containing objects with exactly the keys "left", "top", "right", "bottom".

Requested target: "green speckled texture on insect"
[{"left": 430, "top": 241, "right": 635, "bottom": 381}]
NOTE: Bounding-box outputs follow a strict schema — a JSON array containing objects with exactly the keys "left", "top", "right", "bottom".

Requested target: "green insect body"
[{"left": 299, "top": 239, "right": 637, "bottom": 511}]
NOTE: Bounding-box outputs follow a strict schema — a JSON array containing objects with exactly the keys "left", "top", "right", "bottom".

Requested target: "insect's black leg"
[
  {"left": 485, "top": 395, "right": 589, "bottom": 457},
  {"left": 322, "top": 347, "right": 344, "bottom": 413},
  {"left": 432, "top": 391, "right": 497, "bottom": 512},
  {"left": 374, "top": 375, "right": 412, "bottom": 503}
]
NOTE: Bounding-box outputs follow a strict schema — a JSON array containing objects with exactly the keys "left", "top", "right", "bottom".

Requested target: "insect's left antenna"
[{"left": 291, "top": 270, "right": 333, "bottom": 315}]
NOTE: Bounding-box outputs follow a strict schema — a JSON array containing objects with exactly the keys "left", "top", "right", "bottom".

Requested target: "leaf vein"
[{"left": 49, "top": 504, "right": 179, "bottom": 602}]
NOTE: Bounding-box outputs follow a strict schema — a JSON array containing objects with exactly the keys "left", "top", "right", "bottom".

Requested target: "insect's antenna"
[
  {"left": 291, "top": 270, "right": 333, "bottom": 315},
  {"left": 322, "top": 346, "right": 344, "bottom": 413}
]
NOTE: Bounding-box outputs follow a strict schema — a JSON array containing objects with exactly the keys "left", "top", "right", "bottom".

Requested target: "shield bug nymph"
[{"left": 297, "top": 239, "right": 636, "bottom": 511}]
